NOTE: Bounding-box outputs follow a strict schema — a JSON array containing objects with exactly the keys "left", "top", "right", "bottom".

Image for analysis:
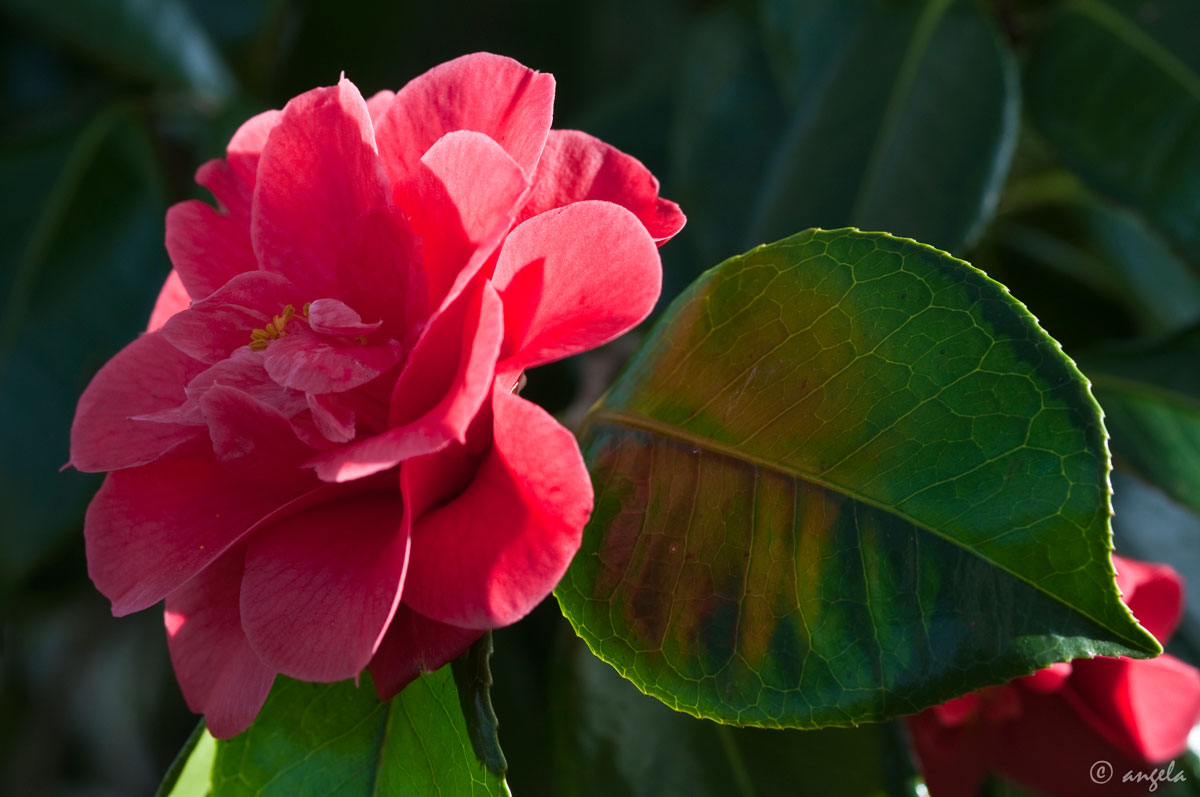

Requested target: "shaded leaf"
[
  {"left": 557, "top": 228, "right": 1157, "bottom": 730},
  {"left": 0, "top": 108, "right": 169, "bottom": 599},
  {"left": 452, "top": 632, "right": 507, "bottom": 778},
  {"left": 1082, "top": 328, "right": 1200, "bottom": 516},
  {"left": 982, "top": 174, "right": 1200, "bottom": 337},
  {"left": 1027, "top": 0, "right": 1200, "bottom": 265},
  {"left": 211, "top": 669, "right": 507, "bottom": 796},
  {"left": 0, "top": 0, "right": 234, "bottom": 103},
  {"left": 749, "top": 0, "right": 1017, "bottom": 252},
  {"left": 553, "top": 632, "right": 919, "bottom": 797}
]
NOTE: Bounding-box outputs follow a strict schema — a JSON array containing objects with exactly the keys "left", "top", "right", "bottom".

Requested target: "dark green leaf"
[
  {"left": 211, "top": 669, "right": 507, "bottom": 796},
  {"left": 0, "top": 108, "right": 169, "bottom": 598},
  {"left": 1081, "top": 328, "right": 1200, "bottom": 515},
  {"left": 158, "top": 721, "right": 215, "bottom": 797},
  {"left": 553, "top": 632, "right": 919, "bottom": 797},
  {"left": 0, "top": 0, "right": 234, "bottom": 103},
  {"left": 557, "top": 228, "right": 1158, "bottom": 730},
  {"left": 451, "top": 632, "right": 507, "bottom": 778},
  {"left": 1027, "top": 0, "right": 1200, "bottom": 265},
  {"left": 983, "top": 177, "right": 1200, "bottom": 337},
  {"left": 750, "top": 0, "right": 1017, "bottom": 252}
]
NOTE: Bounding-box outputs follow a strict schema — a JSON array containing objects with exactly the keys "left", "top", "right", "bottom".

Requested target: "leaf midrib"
[{"left": 583, "top": 406, "right": 1150, "bottom": 652}]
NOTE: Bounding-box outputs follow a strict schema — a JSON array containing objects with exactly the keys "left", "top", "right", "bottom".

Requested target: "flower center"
[{"left": 248, "top": 304, "right": 297, "bottom": 350}]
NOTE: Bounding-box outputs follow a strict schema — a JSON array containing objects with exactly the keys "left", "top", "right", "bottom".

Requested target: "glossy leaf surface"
[
  {"left": 1027, "top": 0, "right": 1200, "bottom": 264},
  {"left": 557, "top": 228, "right": 1158, "bottom": 729},
  {"left": 210, "top": 669, "right": 507, "bottom": 796}
]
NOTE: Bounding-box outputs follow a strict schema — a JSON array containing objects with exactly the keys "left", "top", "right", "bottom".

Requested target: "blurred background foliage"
[{"left": 3, "top": 0, "right": 1200, "bottom": 794}]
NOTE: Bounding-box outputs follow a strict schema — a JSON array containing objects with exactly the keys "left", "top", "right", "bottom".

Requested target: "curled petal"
[
  {"left": 263, "top": 329, "right": 405, "bottom": 395},
  {"left": 164, "top": 549, "right": 275, "bottom": 739},
  {"left": 70, "top": 332, "right": 207, "bottom": 472},
  {"left": 307, "top": 298, "right": 382, "bottom": 336},
  {"left": 147, "top": 270, "right": 191, "bottom": 332},
  {"left": 519, "top": 129, "right": 685, "bottom": 244},
  {"left": 402, "top": 389, "right": 592, "bottom": 629},
  {"left": 1114, "top": 555, "right": 1185, "bottom": 643},
  {"left": 1065, "top": 653, "right": 1200, "bottom": 763},
  {"left": 375, "top": 52, "right": 554, "bottom": 186},
  {"left": 399, "top": 130, "right": 529, "bottom": 319},
  {"left": 493, "top": 200, "right": 661, "bottom": 369}
]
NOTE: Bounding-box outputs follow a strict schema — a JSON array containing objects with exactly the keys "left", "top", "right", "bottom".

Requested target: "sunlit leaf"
[
  {"left": 557, "top": 228, "right": 1158, "bottom": 730},
  {"left": 211, "top": 669, "right": 507, "bottom": 796}
]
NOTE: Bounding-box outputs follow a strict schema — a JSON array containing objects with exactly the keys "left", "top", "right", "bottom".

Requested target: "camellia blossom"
[
  {"left": 906, "top": 555, "right": 1200, "bottom": 797},
  {"left": 69, "top": 53, "right": 684, "bottom": 737}
]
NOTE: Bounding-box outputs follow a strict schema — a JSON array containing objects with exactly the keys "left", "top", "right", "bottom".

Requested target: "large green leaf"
[
  {"left": 553, "top": 632, "right": 918, "bottom": 797},
  {"left": 1081, "top": 328, "right": 1200, "bottom": 515},
  {"left": 556, "top": 228, "right": 1158, "bottom": 729},
  {"left": 210, "top": 669, "right": 507, "bottom": 796},
  {"left": 750, "top": 0, "right": 1017, "bottom": 252},
  {"left": 1027, "top": 0, "right": 1200, "bottom": 265}
]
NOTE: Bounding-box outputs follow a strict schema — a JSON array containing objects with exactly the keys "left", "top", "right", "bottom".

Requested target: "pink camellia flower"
[
  {"left": 906, "top": 555, "right": 1200, "bottom": 796},
  {"left": 69, "top": 53, "right": 684, "bottom": 737}
]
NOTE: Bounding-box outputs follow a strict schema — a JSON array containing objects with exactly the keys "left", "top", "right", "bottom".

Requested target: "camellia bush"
[{"left": 5, "top": 1, "right": 1200, "bottom": 796}]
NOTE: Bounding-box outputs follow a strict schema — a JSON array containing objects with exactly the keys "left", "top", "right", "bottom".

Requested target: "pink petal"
[
  {"left": 164, "top": 548, "right": 275, "bottom": 738},
  {"left": 252, "top": 78, "right": 402, "bottom": 319},
  {"left": 159, "top": 271, "right": 304, "bottom": 363},
  {"left": 1065, "top": 653, "right": 1200, "bottom": 762},
  {"left": 307, "top": 392, "right": 356, "bottom": 443},
  {"left": 239, "top": 488, "right": 409, "bottom": 681},
  {"left": 226, "top": 108, "right": 282, "bottom": 187},
  {"left": 1018, "top": 661, "right": 1073, "bottom": 694},
  {"left": 147, "top": 270, "right": 191, "bottom": 332},
  {"left": 1114, "top": 555, "right": 1185, "bottom": 643},
  {"left": 402, "top": 389, "right": 591, "bottom": 629},
  {"left": 165, "top": 197, "right": 258, "bottom": 303},
  {"left": 367, "top": 603, "right": 482, "bottom": 701},
  {"left": 996, "top": 690, "right": 1156, "bottom": 796},
  {"left": 365, "top": 89, "right": 395, "bottom": 125},
  {"left": 905, "top": 710, "right": 997, "bottom": 797},
  {"left": 375, "top": 52, "right": 554, "bottom": 187},
  {"left": 157, "top": 348, "right": 308, "bottom": 427},
  {"left": 492, "top": 200, "right": 662, "bottom": 369},
  {"left": 309, "top": 282, "right": 502, "bottom": 482},
  {"left": 519, "top": 130, "right": 685, "bottom": 244},
  {"left": 262, "top": 328, "right": 404, "bottom": 395},
  {"left": 306, "top": 298, "right": 382, "bottom": 336},
  {"left": 70, "top": 332, "right": 208, "bottom": 472},
  {"left": 199, "top": 384, "right": 320, "bottom": 490},
  {"left": 85, "top": 451, "right": 298, "bottom": 615},
  {"left": 398, "top": 130, "right": 529, "bottom": 319}
]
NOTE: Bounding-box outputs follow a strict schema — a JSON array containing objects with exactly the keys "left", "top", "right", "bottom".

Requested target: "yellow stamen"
[
  {"left": 247, "top": 304, "right": 297, "bottom": 350},
  {"left": 302, "top": 302, "right": 311, "bottom": 317},
  {"left": 356, "top": 336, "right": 368, "bottom": 345}
]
